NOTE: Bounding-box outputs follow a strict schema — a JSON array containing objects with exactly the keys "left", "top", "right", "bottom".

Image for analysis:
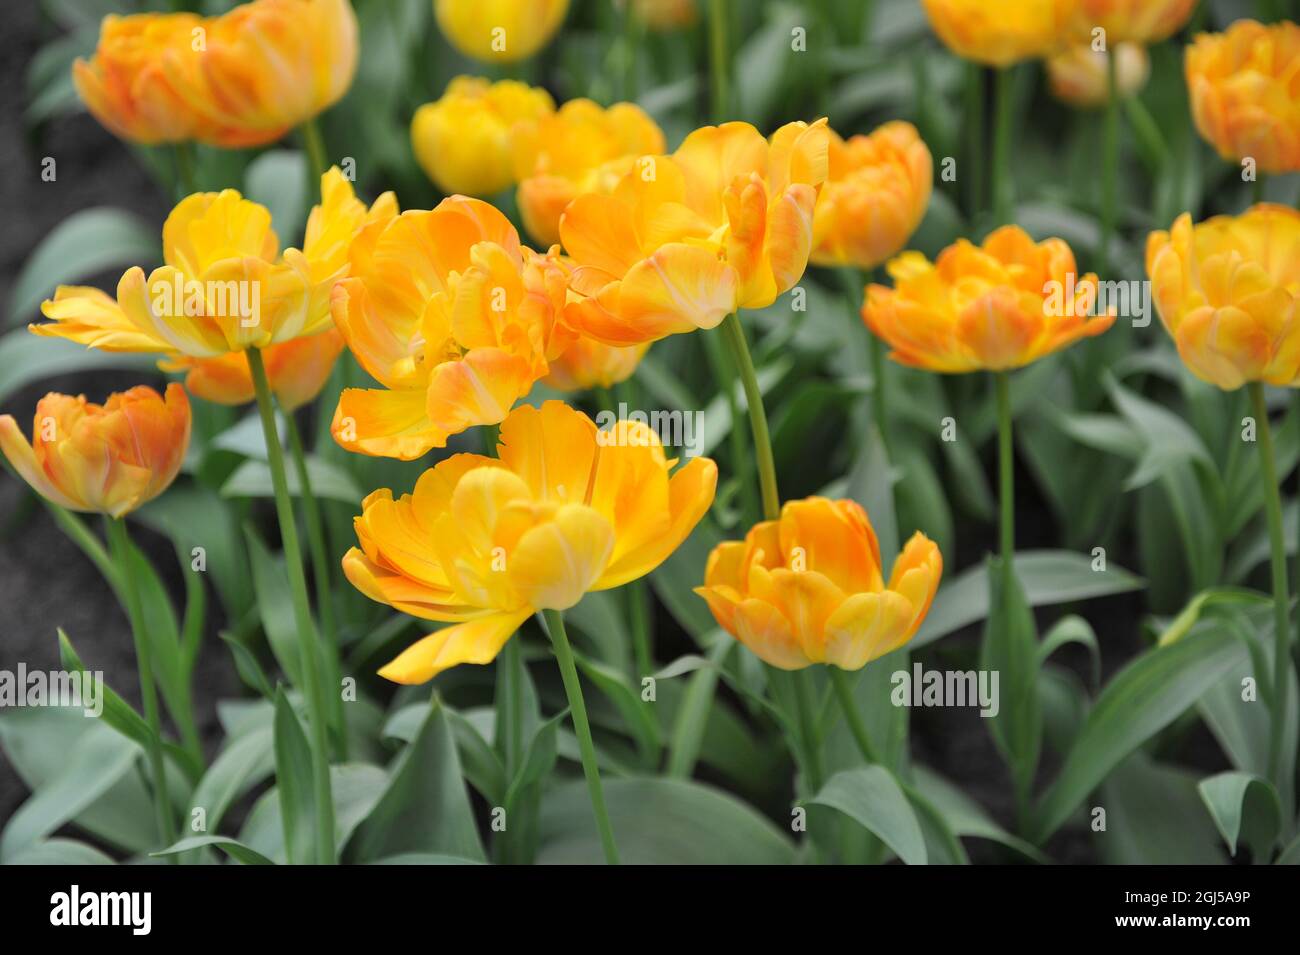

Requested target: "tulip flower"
[
  {"left": 921, "top": 0, "right": 1075, "bottom": 67},
  {"left": 1047, "top": 42, "right": 1149, "bottom": 108},
  {"left": 74, "top": 0, "right": 358, "bottom": 149},
  {"left": 1147, "top": 204, "right": 1300, "bottom": 791},
  {"left": 863, "top": 226, "right": 1115, "bottom": 373},
  {"left": 696, "top": 497, "right": 941, "bottom": 671},
  {"left": 560, "top": 119, "right": 829, "bottom": 346},
  {"left": 632, "top": 0, "right": 697, "bottom": 31},
  {"left": 435, "top": 0, "right": 569, "bottom": 63},
  {"left": 0, "top": 384, "right": 190, "bottom": 518},
  {"left": 811, "top": 122, "right": 932, "bottom": 271},
  {"left": 161, "top": 329, "right": 346, "bottom": 412},
  {"left": 1186, "top": 20, "right": 1300, "bottom": 175},
  {"left": 411, "top": 76, "right": 555, "bottom": 197},
  {"left": 1146, "top": 205, "right": 1300, "bottom": 391},
  {"left": 1076, "top": 0, "right": 1195, "bottom": 45},
  {"left": 543, "top": 336, "right": 649, "bottom": 393},
  {"left": 513, "top": 98, "right": 665, "bottom": 248},
  {"left": 330, "top": 197, "right": 573, "bottom": 459}
]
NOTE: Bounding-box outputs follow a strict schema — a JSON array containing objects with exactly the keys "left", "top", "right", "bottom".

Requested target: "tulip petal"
[
  {"left": 332, "top": 386, "right": 445, "bottom": 460},
  {"left": 377, "top": 609, "right": 532, "bottom": 685},
  {"left": 823, "top": 590, "right": 916, "bottom": 670},
  {"left": 509, "top": 504, "right": 614, "bottom": 611}
]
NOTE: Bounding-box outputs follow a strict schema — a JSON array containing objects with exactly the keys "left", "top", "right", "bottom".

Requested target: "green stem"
[
  {"left": 173, "top": 142, "right": 196, "bottom": 200},
  {"left": 991, "top": 66, "right": 1015, "bottom": 224},
  {"left": 1122, "top": 96, "right": 1169, "bottom": 174},
  {"left": 1252, "top": 174, "right": 1265, "bottom": 205},
  {"left": 995, "top": 372, "right": 1014, "bottom": 565},
  {"left": 622, "top": 0, "right": 640, "bottom": 101},
  {"left": 829, "top": 667, "right": 879, "bottom": 764},
  {"left": 500, "top": 638, "right": 524, "bottom": 772},
  {"left": 1100, "top": 50, "right": 1119, "bottom": 273},
  {"left": 707, "top": 0, "right": 729, "bottom": 120},
  {"left": 627, "top": 577, "right": 654, "bottom": 681},
  {"left": 1248, "top": 383, "right": 1292, "bottom": 788},
  {"left": 247, "top": 348, "right": 336, "bottom": 864},
  {"left": 543, "top": 608, "right": 619, "bottom": 864},
  {"left": 300, "top": 117, "right": 328, "bottom": 196},
  {"left": 720, "top": 313, "right": 780, "bottom": 521},
  {"left": 285, "top": 413, "right": 347, "bottom": 760},
  {"left": 964, "top": 63, "right": 985, "bottom": 219},
  {"left": 703, "top": 329, "right": 758, "bottom": 523},
  {"left": 106, "top": 518, "right": 177, "bottom": 858},
  {"left": 791, "top": 668, "right": 824, "bottom": 794}
]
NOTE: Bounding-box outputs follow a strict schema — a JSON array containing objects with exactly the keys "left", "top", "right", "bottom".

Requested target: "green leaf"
[
  {"left": 1157, "top": 587, "right": 1271, "bottom": 647},
  {"left": 56, "top": 630, "right": 151, "bottom": 752},
  {"left": 243, "top": 527, "right": 303, "bottom": 684},
  {"left": 811, "top": 766, "right": 927, "bottom": 865},
  {"left": 915, "top": 549, "right": 1144, "bottom": 648},
  {"left": 0, "top": 328, "right": 154, "bottom": 406},
  {"left": 272, "top": 690, "right": 317, "bottom": 866},
  {"left": 573, "top": 651, "right": 660, "bottom": 761},
  {"left": 1032, "top": 627, "right": 1248, "bottom": 842},
  {"left": 1197, "top": 772, "right": 1282, "bottom": 860},
  {"left": 980, "top": 559, "right": 1041, "bottom": 813},
  {"left": 222, "top": 456, "right": 363, "bottom": 504},
  {"left": 1106, "top": 374, "right": 1213, "bottom": 490},
  {"left": 368, "top": 853, "right": 484, "bottom": 864},
  {"left": 910, "top": 765, "right": 1048, "bottom": 862},
  {"left": 245, "top": 150, "right": 308, "bottom": 246},
  {"left": 4, "top": 838, "right": 115, "bottom": 865},
  {"left": 1098, "top": 753, "right": 1227, "bottom": 864},
  {"left": 1037, "top": 615, "right": 1101, "bottom": 688},
  {"left": 348, "top": 698, "right": 486, "bottom": 863},
  {"left": 537, "top": 778, "right": 795, "bottom": 864},
  {"left": 9, "top": 208, "right": 157, "bottom": 325},
  {"left": 186, "top": 726, "right": 275, "bottom": 836},
  {"left": 153, "top": 835, "right": 275, "bottom": 865}
]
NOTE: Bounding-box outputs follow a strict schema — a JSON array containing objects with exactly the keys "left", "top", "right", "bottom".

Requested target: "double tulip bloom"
[
  {"left": 921, "top": 0, "right": 1076, "bottom": 67},
  {"left": 1147, "top": 204, "right": 1300, "bottom": 391},
  {"left": 696, "top": 498, "right": 942, "bottom": 671},
  {"left": 0, "top": 385, "right": 190, "bottom": 518},
  {"left": 864, "top": 226, "right": 1114, "bottom": 372},
  {"left": 561, "top": 119, "right": 830, "bottom": 345},
  {"left": 344, "top": 401, "right": 717, "bottom": 683},
  {"left": 330, "top": 197, "right": 572, "bottom": 459},
  {"left": 1078, "top": 0, "right": 1196, "bottom": 45},
  {"left": 543, "top": 337, "right": 649, "bottom": 393},
  {"left": 34, "top": 169, "right": 394, "bottom": 409},
  {"left": 1047, "top": 42, "right": 1150, "bottom": 108},
  {"left": 74, "top": 0, "right": 358, "bottom": 148},
  {"left": 811, "top": 121, "right": 932, "bottom": 271},
  {"left": 435, "top": 0, "right": 569, "bottom": 64},
  {"left": 411, "top": 77, "right": 555, "bottom": 197},
  {"left": 1186, "top": 20, "right": 1300, "bottom": 174}
]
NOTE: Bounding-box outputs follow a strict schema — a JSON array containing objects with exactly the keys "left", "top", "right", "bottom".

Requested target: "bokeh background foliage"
[{"left": 1, "top": 0, "right": 1298, "bottom": 864}]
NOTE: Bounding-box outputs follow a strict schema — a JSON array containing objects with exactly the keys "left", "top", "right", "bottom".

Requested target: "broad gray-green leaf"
[
  {"left": 1197, "top": 772, "right": 1282, "bottom": 860},
  {"left": 4, "top": 838, "right": 115, "bottom": 865},
  {"left": 245, "top": 150, "right": 308, "bottom": 245},
  {"left": 811, "top": 766, "right": 927, "bottom": 865},
  {"left": 222, "top": 456, "right": 362, "bottom": 504},
  {"left": 272, "top": 691, "right": 317, "bottom": 865},
  {"left": 0, "top": 329, "right": 153, "bottom": 405},
  {"left": 153, "top": 835, "right": 274, "bottom": 865}
]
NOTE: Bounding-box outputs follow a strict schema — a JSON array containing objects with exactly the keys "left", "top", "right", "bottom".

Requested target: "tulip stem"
[
  {"left": 106, "top": 517, "right": 177, "bottom": 859},
  {"left": 994, "top": 371, "right": 1014, "bottom": 564},
  {"left": 1100, "top": 50, "right": 1119, "bottom": 274},
  {"left": 964, "top": 63, "right": 985, "bottom": 219},
  {"left": 829, "top": 667, "right": 879, "bottom": 764},
  {"left": 543, "top": 608, "right": 620, "bottom": 864},
  {"left": 703, "top": 329, "right": 759, "bottom": 522},
  {"left": 300, "top": 118, "right": 328, "bottom": 197},
  {"left": 285, "top": 413, "right": 348, "bottom": 760},
  {"left": 247, "top": 347, "right": 336, "bottom": 864},
  {"left": 707, "top": 0, "right": 730, "bottom": 120},
  {"left": 721, "top": 313, "right": 781, "bottom": 521},
  {"left": 791, "top": 668, "right": 825, "bottom": 793},
  {"left": 1248, "top": 383, "right": 1293, "bottom": 789},
  {"left": 991, "top": 65, "right": 1014, "bottom": 224},
  {"left": 172, "top": 143, "right": 196, "bottom": 200}
]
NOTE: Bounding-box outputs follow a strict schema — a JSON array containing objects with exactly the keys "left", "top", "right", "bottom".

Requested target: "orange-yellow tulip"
[
  {"left": 1147, "top": 205, "right": 1300, "bottom": 390},
  {"left": 343, "top": 400, "right": 717, "bottom": 683},
  {"left": 543, "top": 336, "right": 649, "bottom": 392},
  {"left": 411, "top": 76, "right": 555, "bottom": 197},
  {"left": 695, "top": 498, "right": 941, "bottom": 670},
  {"left": 0, "top": 385, "right": 190, "bottom": 518},
  {"left": 330, "top": 197, "right": 574, "bottom": 460},
  {"left": 162, "top": 328, "right": 346, "bottom": 411},
  {"left": 863, "top": 226, "right": 1115, "bottom": 372},
  {"left": 921, "top": 0, "right": 1076, "bottom": 67},
  {"left": 513, "top": 98, "right": 665, "bottom": 248},
  {"left": 632, "top": 0, "right": 697, "bottom": 31},
  {"left": 560, "top": 119, "right": 829, "bottom": 346},
  {"left": 1047, "top": 41, "right": 1149, "bottom": 108},
  {"left": 1186, "top": 20, "right": 1300, "bottom": 175},
  {"left": 32, "top": 168, "right": 389, "bottom": 359},
  {"left": 811, "top": 121, "right": 932, "bottom": 271},
  {"left": 435, "top": 0, "right": 569, "bottom": 63},
  {"left": 1076, "top": 0, "right": 1195, "bottom": 45},
  {"left": 75, "top": 0, "right": 358, "bottom": 149}
]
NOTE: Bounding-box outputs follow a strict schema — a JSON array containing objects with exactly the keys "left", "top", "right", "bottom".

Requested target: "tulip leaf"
[
  {"left": 910, "top": 765, "right": 1049, "bottom": 863},
  {"left": 537, "top": 778, "right": 795, "bottom": 864},
  {"left": 1106, "top": 374, "right": 1213, "bottom": 490},
  {"left": 1031, "top": 626, "right": 1248, "bottom": 843},
  {"left": 811, "top": 766, "right": 927, "bottom": 865},
  {"left": 573, "top": 651, "right": 661, "bottom": 762},
  {"left": 238, "top": 763, "right": 388, "bottom": 864},
  {"left": 3, "top": 838, "right": 116, "bottom": 865},
  {"left": 8, "top": 208, "right": 158, "bottom": 325},
  {"left": 348, "top": 697, "right": 486, "bottom": 863},
  {"left": 186, "top": 724, "right": 276, "bottom": 840},
  {"left": 367, "top": 853, "right": 485, "bottom": 865},
  {"left": 0, "top": 328, "right": 154, "bottom": 406},
  {"left": 272, "top": 690, "right": 318, "bottom": 865},
  {"left": 222, "top": 455, "right": 362, "bottom": 504},
  {"left": 980, "top": 558, "right": 1041, "bottom": 811},
  {"left": 1098, "top": 753, "right": 1228, "bottom": 864},
  {"left": 243, "top": 527, "right": 304, "bottom": 685},
  {"left": 153, "top": 835, "right": 275, "bottom": 866},
  {"left": 245, "top": 150, "right": 308, "bottom": 246},
  {"left": 1157, "top": 587, "right": 1271, "bottom": 647},
  {"left": 914, "top": 549, "right": 1144, "bottom": 648},
  {"left": 1037, "top": 615, "right": 1101, "bottom": 688},
  {"left": 1197, "top": 772, "right": 1282, "bottom": 861}
]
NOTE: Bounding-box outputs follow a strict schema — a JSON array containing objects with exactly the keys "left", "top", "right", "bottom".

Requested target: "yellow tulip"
[
  {"left": 560, "top": 119, "right": 829, "bottom": 345},
  {"left": 330, "top": 197, "right": 573, "bottom": 460},
  {"left": 695, "top": 498, "right": 942, "bottom": 671},
  {"left": 1047, "top": 41, "right": 1149, "bottom": 108},
  {"left": 543, "top": 335, "right": 649, "bottom": 392},
  {"left": 921, "top": 0, "right": 1076, "bottom": 67},
  {"left": 1076, "top": 0, "right": 1195, "bottom": 45},
  {"left": 863, "top": 226, "right": 1115, "bottom": 373},
  {"left": 632, "top": 0, "right": 697, "bottom": 31},
  {"left": 343, "top": 400, "right": 717, "bottom": 683},
  {"left": 0, "top": 385, "right": 190, "bottom": 518},
  {"left": 435, "top": 0, "right": 568, "bottom": 63},
  {"left": 75, "top": 0, "right": 358, "bottom": 149},
  {"left": 411, "top": 76, "right": 555, "bottom": 197},
  {"left": 161, "top": 328, "right": 346, "bottom": 412},
  {"left": 1186, "top": 20, "right": 1300, "bottom": 175},
  {"left": 811, "top": 121, "right": 932, "bottom": 271},
  {"left": 513, "top": 98, "right": 665, "bottom": 248},
  {"left": 32, "top": 168, "right": 388, "bottom": 359},
  {"left": 1147, "top": 205, "right": 1300, "bottom": 391}
]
